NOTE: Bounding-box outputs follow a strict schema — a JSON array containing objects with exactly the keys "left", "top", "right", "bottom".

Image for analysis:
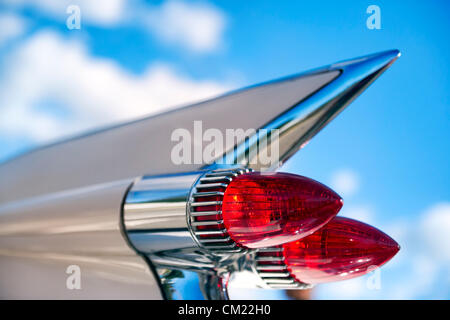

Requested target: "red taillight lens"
[
  {"left": 282, "top": 217, "right": 400, "bottom": 284},
  {"left": 221, "top": 172, "right": 343, "bottom": 248}
]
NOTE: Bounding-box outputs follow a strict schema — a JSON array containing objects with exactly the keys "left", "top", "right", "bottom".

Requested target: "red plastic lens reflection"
[
  {"left": 222, "top": 172, "right": 343, "bottom": 248},
  {"left": 282, "top": 217, "right": 400, "bottom": 284}
]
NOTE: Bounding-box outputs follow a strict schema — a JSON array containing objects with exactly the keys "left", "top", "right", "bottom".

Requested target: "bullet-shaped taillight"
[
  {"left": 256, "top": 217, "right": 400, "bottom": 287},
  {"left": 222, "top": 172, "right": 343, "bottom": 248},
  {"left": 188, "top": 168, "right": 343, "bottom": 251}
]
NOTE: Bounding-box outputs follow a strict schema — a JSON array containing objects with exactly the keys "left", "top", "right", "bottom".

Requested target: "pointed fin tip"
[
  {"left": 378, "top": 49, "right": 401, "bottom": 67},
  {"left": 331, "top": 49, "right": 401, "bottom": 74}
]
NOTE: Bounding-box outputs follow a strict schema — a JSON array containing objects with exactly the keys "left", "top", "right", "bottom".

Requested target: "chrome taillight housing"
[
  {"left": 255, "top": 217, "right": 400, "bottom": 288},
  {"left": 123, "top": 168, "right": 400, "bottom": 296},
  {"left": 187, "top": 168, "right": 343, "bottom": 252}
]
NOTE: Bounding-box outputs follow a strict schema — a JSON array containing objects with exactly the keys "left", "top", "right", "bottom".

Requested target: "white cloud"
[
  {"left": 6, "top": 0, "right": 227, "bottom": 53},
  {"left": 73, "top": 0, "right": 126, "bottom": 25},
  {"left": 420, "top": 202, "right": 450, "bottom": 262},
  {"left": 0, "top": 13, "right": 27, "bottom": 45},
  {"left": 0, "top": 30, "right": 232, "bottom": 143},
  {"left": 387, "top": 253, "right": 441, "bottom": 300},
  {"left": 5, "top": 0, "right": 127, "bottom": 26},
  {"left": 330, "top": 168, "right": 360, "bottom": 198},
  {"left": 144, "top": 1, "right": 226, "bottom": 53}
]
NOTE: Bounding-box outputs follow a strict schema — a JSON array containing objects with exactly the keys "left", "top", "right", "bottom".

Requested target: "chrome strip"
[{"left": 123, "top": 172, "right": 203, "bottom": 232}]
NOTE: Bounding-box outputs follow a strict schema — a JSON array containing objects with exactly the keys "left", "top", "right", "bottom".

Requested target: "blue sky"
[{"left": 0, "top": 0, "right": 449, "bottom": 299}]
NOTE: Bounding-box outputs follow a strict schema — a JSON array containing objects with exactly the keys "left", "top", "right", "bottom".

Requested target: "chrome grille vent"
[
  {"left": 187, "top": 167, "right": 252, "bottom": 253},
  {"left": 255, "top": 247, "right": 312, "bottom": 289}
]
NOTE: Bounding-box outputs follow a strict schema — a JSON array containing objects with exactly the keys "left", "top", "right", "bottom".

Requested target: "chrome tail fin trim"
[{"left": 210, "top": 50, "right": 400, "bottom": 171}]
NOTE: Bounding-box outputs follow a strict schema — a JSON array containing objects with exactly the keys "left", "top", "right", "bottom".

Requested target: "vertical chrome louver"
[
  {"left": 187, "top": 167, "right": 253, "bottom": 253},
  {"left": 255, "top": 247, "right": 312, "bottom": 289}
]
